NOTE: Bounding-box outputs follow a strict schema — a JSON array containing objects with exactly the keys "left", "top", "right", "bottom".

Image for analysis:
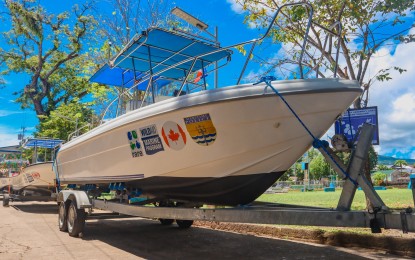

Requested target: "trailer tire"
[
  {"left": 67, "top": 199, "right": 86, "bottom": 237},
  {"left": 58, "top": 202, "right": 68, "bottom": 232},
  {"left": 3, "top": 194, "right": 9, "bottom": 207},
  {"left": 176, "top": 219, "right": 193, "bottom": 229},
  {"left": 159, "top": 218, "right": 174, "bottom": 225}
]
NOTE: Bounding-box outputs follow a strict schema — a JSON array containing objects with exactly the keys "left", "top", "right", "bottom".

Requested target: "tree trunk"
[{"left": 364, "top": 158, "right": 374, "bottom": 211}]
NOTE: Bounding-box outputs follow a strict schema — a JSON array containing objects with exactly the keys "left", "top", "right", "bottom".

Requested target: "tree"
[
  {"left": 368, "top": 145, "right": 378, "bottom": 172},
  {"left": 0, "top": 1, "right": 102, "bottom": 117},
  {"left": 96, "top": 0, "right": 177, "bottom": 55},
  {"left": 232, "top": 0, "right": 414, "bottom": 107},
  {"left": 372, "top": 172, "right": 387, "bottom": 186},
  {"left": 36, "top": 102, "right": 98, "bottom": 141},
  {"left": 377, "top": 164, "right": 391, "bottom": 170},
  {"left": 394, "top": 159, "right": 408, "bottom": 172},
  {"left": 309, "top": 153, "right": 332, "bottom": 180}
]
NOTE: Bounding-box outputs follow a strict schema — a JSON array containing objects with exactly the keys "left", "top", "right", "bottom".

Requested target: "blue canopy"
[
  {"left": 90, "top": 64, "right": 141, "bottom": 88},
  {"left": 91, "top": 64, "right": 171, "bottom": 90},
  {"left": 23, "top": 138, "right": 63, "bottom": 149},
  {"left": 90, "top": 28, "right": 232, "bottom": 87}
]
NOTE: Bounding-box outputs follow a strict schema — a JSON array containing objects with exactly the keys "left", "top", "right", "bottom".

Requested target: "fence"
[{"left": 274, "top": 180, "right": 345, "bottom": 190}]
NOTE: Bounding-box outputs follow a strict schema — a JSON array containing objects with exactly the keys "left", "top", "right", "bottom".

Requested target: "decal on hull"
[
  {"left": 127, "top": 130, "right": 144, "bottom": 158},
  {"left": 161, "top": 121, "right": 187, "bottom": 150},
  {"left": 184, "top": 113, "right": 217, "bottom": 146},
  {"left": 139, "top": 124, "right": 164, "bottom": 155}
]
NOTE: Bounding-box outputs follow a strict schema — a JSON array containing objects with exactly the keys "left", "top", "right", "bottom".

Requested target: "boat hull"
[
  {"left": 56, "top": 78, "right": 361, "bottom": 205},
  {"left": 0, "top": 177, "right": 10, "bottom": 190},
  {"left": 11, "top": 162, "right": 56, "bottom": 196}
]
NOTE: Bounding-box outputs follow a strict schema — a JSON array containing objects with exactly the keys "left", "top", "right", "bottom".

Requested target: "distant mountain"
[{"left": 378, "top": 155, "right": 415, "bottom": 165}]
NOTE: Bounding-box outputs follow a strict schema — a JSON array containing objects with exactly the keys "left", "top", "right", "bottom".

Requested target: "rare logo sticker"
[
  {"left": 184, "top": 113, "right": 217, "bottom": 146},
  {"left": 140, "top": 124, "right": 164, "bottom": 155},
  {"left": 127, "top": 130, "right": 144, "bottom": 158},
  {"left": 161, "top": 121, "right": 187, "bottom": 150}
]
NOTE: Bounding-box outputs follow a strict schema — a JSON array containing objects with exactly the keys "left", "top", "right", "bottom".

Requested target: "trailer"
[{"left": 57, "top": 124, "right": 415, "bottom": 238}]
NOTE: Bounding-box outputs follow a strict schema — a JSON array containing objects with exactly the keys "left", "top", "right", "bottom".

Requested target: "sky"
[{"left": 0, "top": 0, "right": 414, "bottom": 160}]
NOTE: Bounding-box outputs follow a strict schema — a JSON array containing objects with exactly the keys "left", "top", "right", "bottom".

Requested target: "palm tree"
[{"left": 394, "top": 160, "right": 408, "bottom": 173}]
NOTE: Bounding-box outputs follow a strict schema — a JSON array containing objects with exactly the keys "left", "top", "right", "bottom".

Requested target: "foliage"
[
  {"left": 309, "top": 153, "right": 332, "bottom": 180},
  {"left": 96, "top": 0, "right": 179, "bottom": 55},
  {"left": 368, "top": 145, "right": 378, "bottom": 172},
  {"left": 372, "top": 172, "right": 387, "bottom": 186},
  {"left": 394, "top": 159, "right": 408, "bottom": 168},
  {"left": 233, "top": 0, "right": 415, "bottom": 108},
  {"left": 307, "top": 145, "right": 376, "bottom": 180},
  {"left": 36, "top": 102, "right": 98, "bottom": 141},
  {"left": 377, "top": 164, "right": 391, "bottom": 170},
  {"left": 394, "top": 159, "right": 408, "bottom": 173},
  {"left": 0, "top": 1, "right": 105, "bottom": 117}
]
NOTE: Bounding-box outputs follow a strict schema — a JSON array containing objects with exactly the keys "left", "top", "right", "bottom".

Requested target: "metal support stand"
[
  {"left": 317, "top": 124, "right": 387, "bottom": 211},
  {"left": 410, "top": 174, "right": 415, "bottom": 208}
]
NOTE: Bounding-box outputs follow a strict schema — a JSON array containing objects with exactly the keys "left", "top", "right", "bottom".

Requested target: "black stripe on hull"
[{"left": 128, "top": 171, "right": 285, "bottom": 206}]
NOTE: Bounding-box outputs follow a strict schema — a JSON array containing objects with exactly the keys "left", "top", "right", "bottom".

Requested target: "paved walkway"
[{"left": 0, "top": 201, "right": 408, "bottom": 259}]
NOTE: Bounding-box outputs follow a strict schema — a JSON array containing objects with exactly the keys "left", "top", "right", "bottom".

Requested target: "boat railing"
[
  {"left": 100, "top": 2, "right": 342, "bottom": 123},
  {"left": 67, "top": 123, "right": 92, "bottom": 141},
  {"left": 137, "top": 2, "right": 314, "bottom": 97}
]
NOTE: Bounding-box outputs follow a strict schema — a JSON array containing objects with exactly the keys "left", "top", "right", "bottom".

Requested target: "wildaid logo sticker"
[
  {"left": 139, "top": 124, "right": 164, "bottom": 155},
  {"left": 161, "top": 121, "right": 187, "bottom": 150},
  {"left": 127, "top": 130, "right": 144, "bottom": 158},
  {"left": 184, "top": 113, "right": 217, "bottom": 146}
]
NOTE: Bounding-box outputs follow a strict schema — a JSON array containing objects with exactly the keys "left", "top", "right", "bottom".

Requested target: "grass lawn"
[{"left": 257, "top": 187, "right": 414, "bottom": 210}]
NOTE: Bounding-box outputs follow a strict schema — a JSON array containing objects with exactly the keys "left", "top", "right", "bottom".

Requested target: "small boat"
[
  {"left": 55, "top": 9, "right": 362, "bottom": 206},
  {"left": 0, "top": 145, "right": 25, "bottom": 191},
  {"left": 9, "top": 138, "right": 63, "bottom": 196}
]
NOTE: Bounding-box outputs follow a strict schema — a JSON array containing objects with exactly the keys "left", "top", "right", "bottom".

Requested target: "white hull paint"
[
  {"left": 0, "top": 177, "right": 10, "bottom": 190},
  {"left": 11, "top": 162, "right": 56, "bottom": 194},
  {"left": 56, "top": 79, "right": 361, "bottom": 186}
]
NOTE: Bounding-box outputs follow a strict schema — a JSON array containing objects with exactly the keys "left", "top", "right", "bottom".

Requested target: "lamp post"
[{"left": 171, "top": 7, "right": 219, "bottom": 89}]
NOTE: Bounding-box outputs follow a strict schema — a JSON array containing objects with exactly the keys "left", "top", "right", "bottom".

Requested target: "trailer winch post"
[{"left": 317, "top": 124, "right": 387, "bottom": 211}]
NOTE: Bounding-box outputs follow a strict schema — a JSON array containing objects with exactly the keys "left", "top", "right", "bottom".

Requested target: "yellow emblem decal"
[{"left": 184, "top": 113, "right": 216, "bottom": 146}]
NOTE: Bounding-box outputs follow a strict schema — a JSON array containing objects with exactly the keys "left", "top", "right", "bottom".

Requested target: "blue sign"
[{"left": 334, "top": 106, "right": 379, "bottom": 145}]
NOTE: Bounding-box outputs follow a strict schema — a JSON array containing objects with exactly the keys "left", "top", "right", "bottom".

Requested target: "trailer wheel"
[
  {"left": 58, "top": 202, "right": 68, "bottom": 232},
  {"left": 159, "top": 218, "right": 174, "bottom": 225},
  {"left": 3, "top": 194, "right": 9, "bottom": 207},
  {"left": 176, "top": 219, "right": 193, "bottom": 229},
  {"left": 67, "top": 199, "right": 86, "bottom": 237}
]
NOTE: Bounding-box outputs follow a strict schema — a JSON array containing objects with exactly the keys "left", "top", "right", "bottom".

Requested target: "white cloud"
[
  {"left": 226, "top": 0, "right": 244, "bottom": 14},
  {"left": 367, "top": 29, "right": 415, "bottom": 159},
  {"left": 388, "top": 93, "right": 415, "bottom": 124},
  {"left": 0, "top": 126, "right": 20, "bottom": 146},
  {"left": 0, "top": 110, "right": 23, "bottom": 117}
]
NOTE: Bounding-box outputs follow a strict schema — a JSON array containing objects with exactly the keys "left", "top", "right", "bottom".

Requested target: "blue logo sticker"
[
  {"left": 139, "top": 124, "right": 164, "bottom": 155},
  {"left": 127, "top": 130, "right": 144, "bottom": 158}
]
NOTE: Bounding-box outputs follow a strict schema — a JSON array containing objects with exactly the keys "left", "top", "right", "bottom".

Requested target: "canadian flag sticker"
[{"left": 161, "top": 121, "right": 187, "bottom": 151}]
